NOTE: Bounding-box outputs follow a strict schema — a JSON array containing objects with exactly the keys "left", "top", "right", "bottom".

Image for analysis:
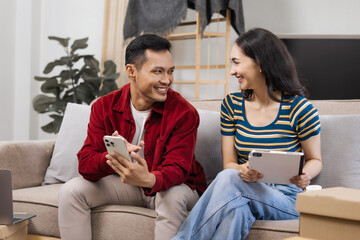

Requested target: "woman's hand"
[
  {"left": 291, "top": 134, "right": 322, "bottom": 189},
  {"left": 239, "top": 163, "right": 263, "bottom": 182},
  {"left": 290, "top": 172, "right": 311, "bottom": 189},
  {"left": 222, "top": 136, "right": 263, "bottom": 182}
]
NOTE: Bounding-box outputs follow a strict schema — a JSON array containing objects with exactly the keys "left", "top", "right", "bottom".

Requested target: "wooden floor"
[{"left": 28, "top": 234, "right": 60, "bottom": 240}]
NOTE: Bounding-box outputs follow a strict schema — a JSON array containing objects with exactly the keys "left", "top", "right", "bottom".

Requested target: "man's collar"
[
  {"left": 113, "top": 83, "right": 131, "bottom": 113},
  {"left": 112, "top": 83, "right": 166, "bottom": 115},
  {"left": 151, "top": 101, "right": 164, "bottom": 115}
]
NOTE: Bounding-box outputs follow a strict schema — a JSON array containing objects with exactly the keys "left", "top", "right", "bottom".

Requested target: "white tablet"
[{"left": 248, "top": 150, "right": 305, "bottom": 184}]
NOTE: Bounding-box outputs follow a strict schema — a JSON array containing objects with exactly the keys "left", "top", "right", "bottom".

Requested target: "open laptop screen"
[{"left": 0, "top": 169, "right": 35, "bottom": 225}]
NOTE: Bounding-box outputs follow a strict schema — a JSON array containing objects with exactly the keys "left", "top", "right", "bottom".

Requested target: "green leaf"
[
  {"left": 49, "top": 113, "right": 64, "bottom": 121},
  {"left": 72, "top": 72, "right": 82, "bottom": 85},
  {"left": 102, "top": 60, "right": 117, "bottom": 76},
  {"left": 70, "top": 37, "right": 88, "bottom": 55},
  {"left": 99, "top": 80, "right": 118, "bottom": 96},
  {"left": 34, "top": 76, "right": 54, "bottom": 81},
  {"left": 40, "top": 78, "right": 62, "bottom": 95},
  {"left": 83, "top": 75, "right": 101, "bottom": 83},
  {"left": 103, "top": 72, "right": 120, "bottom": 81},
  {"left": 84, "top": 56, "right": 100, "bottom": 72},
  {"left": 52, "top": 100, "right": 68, "bottom": 113},
  {"left": 41, "top": 121, "right": 56, "bottom": 134},
  {"left": 48, "top": 36, "right": 70, "bottom": 48},
  {"left": 32, "top": 94, "right": 56, "bottom": 113},
  {"left": 58, "top": 70, "right": 72, "bottom": 81},
  {"left": 72, "top": 54, "right": 90, "bottom": 63},
  {"left": 75, "top": 83, "right": 96, "bottom": 104},
  {"left": 63, "top": 92, "right": 76, "bottom": 103},
  {"left": 35, "top": 35, "right": 120, "bottom": 135},
  {"left": 59, "top": 69, "right": 78, "bottom": 83},
  {"left": 41, "top": 114, "right": 63, "bottom": 134},
  {"left": 82, "top": 68, "right": 100, "bottom": 83},
  {"left": 59, "top": 56, "right": 72, "bottom": 66},
  {"left": 43, "top": 60, "right": 67, "bottom": 74}
]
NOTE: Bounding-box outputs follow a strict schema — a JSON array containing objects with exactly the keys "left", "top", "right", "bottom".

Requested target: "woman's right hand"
[
  {"left": 239, "top": 163, "right": 263, "bottom": 182},
  {"left": 222, "top": 135, "right": 263, "bottom": 182}
]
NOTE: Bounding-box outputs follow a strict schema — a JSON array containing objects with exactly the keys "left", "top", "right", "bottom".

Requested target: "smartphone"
[
  {"left": 248, "top": 150, "right": 305, "bottom": 184},
  {"left": 103, "top": 135, "right": 131, "bottom": 161}
]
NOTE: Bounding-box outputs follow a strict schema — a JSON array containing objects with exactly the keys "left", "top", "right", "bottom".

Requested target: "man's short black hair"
[{"left": 125, "top": 34, "right": 172, "bottom": 69}]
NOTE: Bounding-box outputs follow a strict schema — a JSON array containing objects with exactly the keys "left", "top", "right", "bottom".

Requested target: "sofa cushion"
[
  {"left": 13, "top": 184, "right": 62, "bottom": 237},
  {"left": 195, "top": 110, "right": 222, "bottom": 184},
  {"left": 0, "top": 140, "right": 54, "bottom": 189},
  {"left": 312, "top": 114, "right": 360, "bottom": 189},
  {"left": 247, "top": 219, "right": 298, "bottom": 240},
  {"left": 92, "top": 205, "right": 156, "bottom": 240},
  {"left": 13, "top": 184, "right": 300, "bottom": 240},
  {"left": 42, "top": 103, "right": 91, "bottom": 185},
  {"left": 42, "top": 105, "right": 223, "bottom": 186},
  {"left": 13, "top": 184, "right": 158, "bottom": 239}
]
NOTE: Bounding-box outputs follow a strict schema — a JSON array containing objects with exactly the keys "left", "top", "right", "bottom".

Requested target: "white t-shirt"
[{"left": 130, "top": 100, "right": 151, "bottom": 158}]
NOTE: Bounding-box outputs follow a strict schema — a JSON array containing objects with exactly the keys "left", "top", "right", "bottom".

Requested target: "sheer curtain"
[{"left": 101, "top": 0, "right": 129, "bottom": 87}]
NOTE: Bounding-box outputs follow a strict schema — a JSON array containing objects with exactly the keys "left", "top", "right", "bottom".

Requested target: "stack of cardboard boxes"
[
  {"left": 0, "top": 220, "right": 29, "bottom": 240},
  {"left": 285, "top": 187, "right": 360, "bottom": 240}
]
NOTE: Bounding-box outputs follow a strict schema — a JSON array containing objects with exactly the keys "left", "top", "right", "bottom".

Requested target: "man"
[{"left": 58, "top": 34, "right": 207, "bottom": 240}]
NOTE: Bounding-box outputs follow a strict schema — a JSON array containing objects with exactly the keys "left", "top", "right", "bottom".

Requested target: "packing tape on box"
[{"left": 305, "top": 185, "right": 322, "bottom": 191}]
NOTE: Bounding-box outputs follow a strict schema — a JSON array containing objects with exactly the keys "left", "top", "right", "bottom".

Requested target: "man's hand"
[
  {"left": 106, "top": 151, "right": 156, "bottom": 188},
  {"left": 239, "top": 163, "right": 263, "bottom": 182},
  {"left": 112, "top": 131, "right": 144, "bottom": 154},
  {"left": 290, "top": 172, "right": 311, "bottom": 189}
]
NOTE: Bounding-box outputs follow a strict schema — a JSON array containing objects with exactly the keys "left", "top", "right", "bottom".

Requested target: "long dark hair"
[{"left": 235, "top": 28, "right": 308, "bottom": 101}]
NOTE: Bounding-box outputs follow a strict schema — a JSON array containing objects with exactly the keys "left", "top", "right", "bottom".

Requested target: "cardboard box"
[
  {"left": 28, "top": 234, "right": 61, "bottom": 240},
  {"left": 0, "top": 220, "right": 28, "bottom": 240},
  {"left": 296, "top": 187, "right": 360, "bottom": 240}
]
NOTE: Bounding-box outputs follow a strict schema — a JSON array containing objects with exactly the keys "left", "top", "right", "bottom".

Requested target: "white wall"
[
  {"left": 0, "top": 0, "right": 105, "bottom": 141},
  {"left": 173, "top": 0, "right": 360, "bottom": 99},
  {"left": 1, "top": 0, "right": 360, "bottom": 141},
  {"left": 35, "top": 0, "right": 105, "bottom": 140},
  {"left": 243, "top": 0, "right": 360, "bottom": 35},
  {"left": 0, "top": 0, "right": 16, "bottom": 141}
]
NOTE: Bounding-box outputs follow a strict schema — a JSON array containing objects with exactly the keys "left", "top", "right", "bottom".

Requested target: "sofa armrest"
[{"left": 0, "top": 140, "right": 55, "bottom": 189}]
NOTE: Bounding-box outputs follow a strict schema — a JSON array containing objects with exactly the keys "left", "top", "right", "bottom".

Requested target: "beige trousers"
[{"left": 58, "top": 175, "right": 199, "bottom": 240}]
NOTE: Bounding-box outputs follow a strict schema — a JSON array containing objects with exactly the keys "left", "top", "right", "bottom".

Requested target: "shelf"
[
  {"left": 173, "top": 80, "right": 226, "bottom": 85},
  {"left": 166, "top": 31, "right": 227, "bottom": 41},
  {"left": 166, "top": 32, "right": 197, "bottom": 41},
  {"left": 203, "top": 32, "right": 227, "bottom": 38},
  {"left": 175, "top": 65, "right": 225, "bottom": 70},
  {"left": 177, "top": 17, "right": 227, "bottom": 27},
  {"left": 166, "top": 9, "right": 231, "bottom": 99}
]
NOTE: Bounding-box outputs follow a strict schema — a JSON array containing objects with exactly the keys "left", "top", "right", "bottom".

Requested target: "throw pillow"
[
  {"left": 311, "top": 114, "right": 360, "bottom": 189},
  {"left": 42, "top": 103, "right": 91, "bottom": 185},
  {"left": 195, "top": 109, "right": 222, "bottom": 185}
]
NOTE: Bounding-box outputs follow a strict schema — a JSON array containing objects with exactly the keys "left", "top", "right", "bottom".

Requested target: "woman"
[{"left": 172, "top": 28, "right": 322, "bottom": 240}]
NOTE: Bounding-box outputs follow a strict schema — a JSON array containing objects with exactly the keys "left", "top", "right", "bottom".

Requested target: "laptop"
[{"left": 0, "top": 169, "right": 35, "bottom": 225}]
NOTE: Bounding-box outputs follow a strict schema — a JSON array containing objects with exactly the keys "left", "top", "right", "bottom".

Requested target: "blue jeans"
[{"left": 172, "top": 169, "right": 303, "bottom": 240}]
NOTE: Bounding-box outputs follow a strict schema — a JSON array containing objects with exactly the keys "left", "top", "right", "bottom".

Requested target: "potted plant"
[{"left": 33, "top": 36, "right": 119, "bottom": 134}]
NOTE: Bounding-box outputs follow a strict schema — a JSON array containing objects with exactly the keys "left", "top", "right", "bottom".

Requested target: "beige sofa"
[{"left": 1, "top": 99, "right": 360, "bottom": 240}]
